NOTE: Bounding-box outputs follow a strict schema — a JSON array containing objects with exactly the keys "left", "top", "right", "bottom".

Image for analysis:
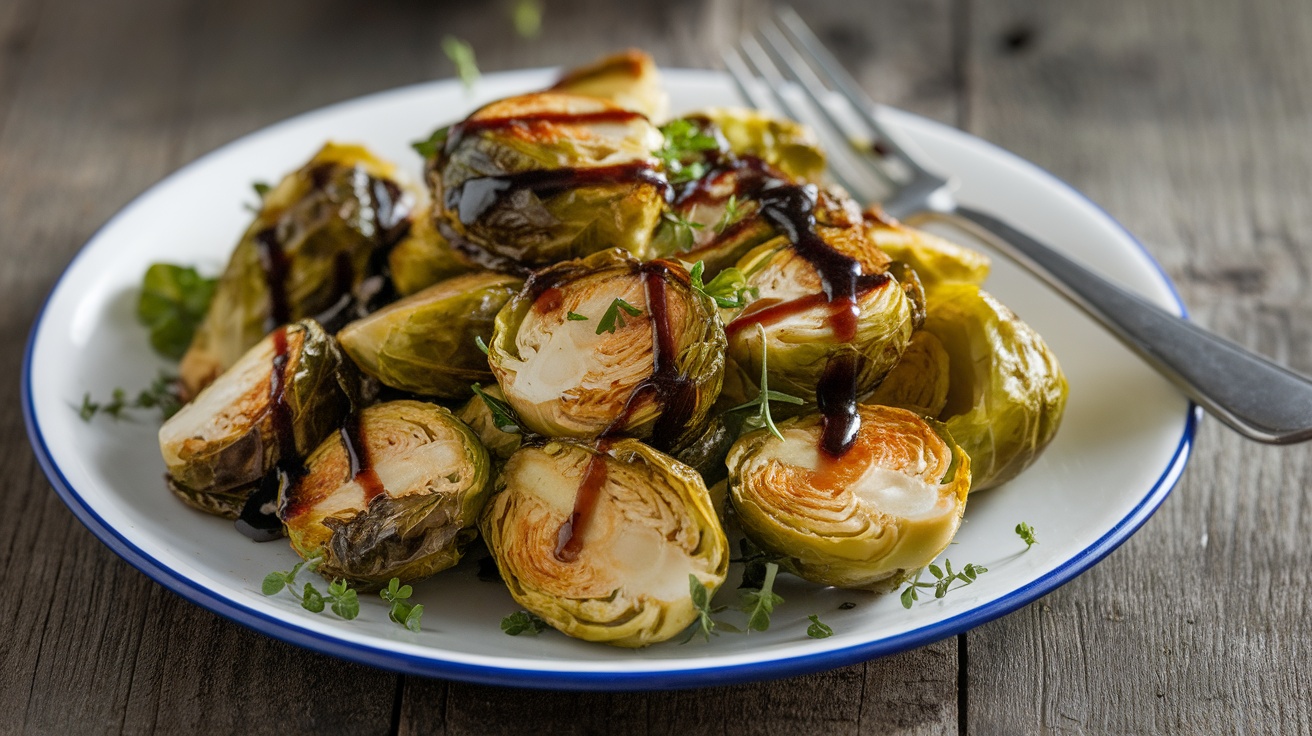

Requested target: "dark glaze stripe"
[
  {"left": 340, "top": 416, "right": 386, "bottom": 505},
  {"left": 445, "top": 162, "right": 668, "bottom": 226},
  {"left": 255, "top": 228, "right": 292, "bottom": 333},
  {"left": 554, "top": 439, "right": 611, "bottom": 563},
  {"left": 237, "top": 325, "right": 300, "bottom": 541}
]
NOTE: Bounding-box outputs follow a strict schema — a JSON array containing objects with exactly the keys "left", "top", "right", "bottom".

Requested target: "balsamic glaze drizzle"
[{"left": 445, "top": 163, "right": 668, "bottom": 227}]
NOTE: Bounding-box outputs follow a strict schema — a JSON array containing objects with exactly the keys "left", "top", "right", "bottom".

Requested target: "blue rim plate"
[{"left": 22, "top": 69, "right": 1198, "bottom": 690}]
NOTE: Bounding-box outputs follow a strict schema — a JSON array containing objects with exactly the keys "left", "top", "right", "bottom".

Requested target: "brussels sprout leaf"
[
  {"left": 77, "top": 373, "right": 184, "bottom": 423},
  {"left": 689, "top": 261, "right": 757, "bottom": 310},
  {"left": 137, "top": 263, "right": 218, "bottom": 360},
  {"left": 739, "top": 562, "right": 784, "bottom": 632},
  {"left": 728, "top": 324, "right": 805, "bottom": 441},
  {"left": 1015, "top": 522, "right": 1038, "bottom": 550},
  {"left": 442, "top": 36, "right": 480, "bottom": 91},
  {"left": 900, "top": 559, "right": 988, "bottom": 608},
  {"left": 501, "top": 610, "right": 549, "bottom": 636},
  {"left": 412, "top": 126, "right": 450, "bottom": 159},
  {"left": 596, "top": 298, "right": 642, "bottom": 335},
  {"left": 806, "top": 615, "right": 833, "bottom": 639},
  {"left": 471, "top": 383, "right": 523, "bottom": 434}
]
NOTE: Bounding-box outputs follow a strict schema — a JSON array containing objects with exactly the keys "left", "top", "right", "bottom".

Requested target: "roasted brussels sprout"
[
  {"left": 728, "top": 405, "right": 970, "bottom": 590},
  {"left": 549, "top": 49, "right": 668, "bottom": 121},
  {"left": 428, "top": 92, "right": 666, "bottom": 271},
  {"left": 924, "top": 284, "right": 1067, "bottom": 491},
  {"left": 160, "top": 319, "right": 356, "bottom": 517},
  {"left": 180, "top": 143, "right": 414, "bottom": 397},
  {"left": 388, "top": 199, "right": 476, "bottom": 296},
  {"left": 692, "top": 107, "right": 826, "bottom": 182},
  {"left": 279, "top": 400, "right": 492, "bottom": 588},
  {"left": 456, "top": 383, "right": 523, "bottom": 462},
  {"left": 337, "top": 271, "right": 522, "bottom": 399},
  {"left": 864, "top": 208, "right": 990, "bottom": 290},
  {"left": 721, "top": 187, "right": 912, "bottom": 404},
  {"left": 488, "top": 249, "right": 725, "bottom": 450},
  {"left": 480, "top": 438, "right": 728, "bottom": 647},
  {"left": 867, "top": 331, "right": 951, "bottom": 418}
]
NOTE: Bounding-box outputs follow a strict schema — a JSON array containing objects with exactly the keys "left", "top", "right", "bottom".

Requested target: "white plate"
[{"left": 23, "top": 69, "right": 1196, "bottom": 690}]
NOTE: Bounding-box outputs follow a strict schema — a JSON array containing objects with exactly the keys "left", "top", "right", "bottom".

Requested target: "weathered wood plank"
[{"left": 963, "top": 0, "right": 1312, "bottom": 732}]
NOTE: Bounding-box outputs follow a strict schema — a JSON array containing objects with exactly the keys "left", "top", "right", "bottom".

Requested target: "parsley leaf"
[
  {"left": 137, "top": 263, "right": 217, "bottom": 359},
  {"left": 381, "top": 577, "right": 423, "bottom": 631},
  {"left": 727, "top": 324, "right": 805, "bottom": 441},
  {"left": 595, "top": 298, "right": 642, "bottom": 335},
  {"left": 740, "top": 562, "right": 784, "bottom": 632},
  {"left": 1015, "top": 522, "right": 1038, "bottom": 550},
  {"left": 327, "top": 578, "right": 360, "bottom": 620},
  {"left": 806, "top": 614, "right": 833, "bottom": 639},
  {"left": 655, "top": 118, "right": 720, "bottom": 184},
  {"left": 411, "top": 126, "right": 450, "bottom": 159},
  {"left": 689, "top": 260, "right": 757, "bottom": 310},
  {"left": 501, "top": 610, "right": 549, "bottom": 636},
  {"left": 471, "top": 383, "right": 522, "bottom": 434},
  {"left": 442, "top": 36, "right": 480, "bottom": 91},
  {"left": 899, "top": 559, "right": 988, "bottom": 608}
]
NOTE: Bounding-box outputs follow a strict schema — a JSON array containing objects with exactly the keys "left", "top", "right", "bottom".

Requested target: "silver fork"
[{"left": 722, "top": 6, "right": 1312, "bottom": 445}]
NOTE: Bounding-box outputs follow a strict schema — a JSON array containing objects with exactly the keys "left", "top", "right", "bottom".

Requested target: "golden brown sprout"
[
  {"left": 480, "top": 439, "right": 728, "bottom": 647},
  {"left": 867, "top": 331, "right": 951, "bottom": 418},
  {"left": 388, "top": 198, "right": 476, "bottom": 296},
  {"left": 863, "top": 208, "right": 991, "bottom": 290},
  {"left": 728, "top": 405, "right": 970, "bottom": 590},
  {"left": 550, "top": 49, "right": 669, "bottom": 121}
]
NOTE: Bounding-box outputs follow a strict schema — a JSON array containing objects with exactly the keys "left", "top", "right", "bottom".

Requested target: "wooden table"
[{"left": 4, "top": 0, "right": 1309, "bottom": 732}]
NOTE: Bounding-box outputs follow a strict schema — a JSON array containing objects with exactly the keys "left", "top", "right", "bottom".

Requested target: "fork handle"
[{"left": 943, "top": 204, "right": 1312, "bottom": 444}]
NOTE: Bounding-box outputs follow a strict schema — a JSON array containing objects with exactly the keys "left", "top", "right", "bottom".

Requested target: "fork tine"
[
  {"left": 774, "top": 5, "right": 938, "bottom": 177},
  {"left": 721, "top": 48, "right": 779, "bottom": 115},
  {"left": 734, "top": 34, "right": 871, "bottom": 197},
  {"left": 755, "top": 18, "right": 902, "bottom": 190}
]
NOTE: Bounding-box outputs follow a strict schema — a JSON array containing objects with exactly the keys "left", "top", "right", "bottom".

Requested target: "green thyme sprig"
[
  {"left": 899, "top": 559, "right": 988, "bottom": 609},
  {"left": 261, "top": 554, "right": 359, "bottom": 620},
  {"left": 1015, "top": 522, "right": 1038, "bottom": 550},
  {"left": 471, "top": 382, "right": 522, "bottom": 434},
  {"left": 596, "top": 298, "right": 642, "bottom": 335},
  {"left": 510, "top": 0, "right": 542, "bottom": 38},
  {"left": 689, "top": 260, "right": 756, "bottom": 310},
  {"left": 715, "top": 194, "right": 742, "bottom": 234},
  {"left": 739, "top": 562, "right": 784, "bottom": 632},
  {"left": 501, "top": 610, "right": 549, "bottom": 636},
  {"left": 655, "top": 119, "right": 720, "bottom": 184},
  {"left": 381, "top": 577, "right": 424, "bottom": 632},
  {"left": 661, "top": 210, "right": 704, "bottom": 251},
  {"left": 442, "top": 36, "right": 480, "bottom": 91},
  {"left": 728, "top": 324, "right": 805, "bottom": 441},
  {"left": 78, "top": 372, "right": 183, "bottom": 422},
  {"left": 680, "top": 574, "right": 737, "bottom": 643}
]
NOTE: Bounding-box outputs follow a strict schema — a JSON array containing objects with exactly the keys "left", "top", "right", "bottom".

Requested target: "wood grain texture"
[
  {"left": 963, "top": 0, "right": 1312, "bottom": 733},
  {"left": 4, "top": 0, "right": 1311, "bottom": 733}
]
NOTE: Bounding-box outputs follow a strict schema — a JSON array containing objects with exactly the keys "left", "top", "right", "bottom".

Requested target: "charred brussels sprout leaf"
[
  {"left": 336, "top": 272, "right": 522, "bottom": 399},
  {"left": 924, "top": 284, "right": 1067, "bottom": 491},
  {"left": 179, "top": 143, "right": 415, "bottom": 397},
  {"left": 727, "top": 405, "right": 971, "bottom": 590},
  {"left": 480, "top": 439, "right": 729, "bottom": 647},
  {"left": 488, "top": 249, "right": 725, "bottom": 450},
  {"left": 279, "top": 400, "right": 493, "bottom": 589},
  {"left": 159, "top": 320, "right": 356, "bottom": 518},
  {"left": 431, "top": 92, "right": 665, "bottom": 271},
  {"left": 137, "top": 264, "right": 218, "bottom": 359}
]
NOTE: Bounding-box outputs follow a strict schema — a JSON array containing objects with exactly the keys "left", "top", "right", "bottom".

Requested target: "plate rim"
[{"left": 21, "top": 68, "right": 1200, "bottom": 691}]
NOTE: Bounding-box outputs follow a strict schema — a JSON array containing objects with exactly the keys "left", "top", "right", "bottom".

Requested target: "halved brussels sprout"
[
  {"left": 864, "top": 208, "right": 990, "bottom": 290},
  {"left": 180, "top": 143, "right": 415, "bottom": 397},
  {"left": 692, "top": 107, "right": 826, "bottom": 182},
  {"left": 721, "top": 190, "right": 912, "bottom": 403},
  {"left": 488, "top": 249, "right": 725, "bottom": 450},
  {"left": 337, "top": 271, "right": 522, "bottom": 399},
  {"left": 924, "top": 284, "right": 1067, "bottom": 491},
  {"left": 867, "top": 331, "right": 951, "bottom": 418},
  {"left": 429, "top": 92, "right": 666, "bottom": 271},
  {"left": 388, "top": 198, "right": 476, "bottom": 296},
  {"left": 480, "top": 438, "right": 728, "bottom": 647},
  {"left": 279, "top": 400, "right": 492, "bottom": 588},
  {"left": 728, "top": 405, "right": 971, "bottom": 590},
  {"left": 456, "top": 383, "right": 523, "bottom": 462},
  {"left": 160, "top": 319, "right": 356, "bottom": 517},
  {"left": 549, "top": 49, "right": 668, "bottom": 121}
]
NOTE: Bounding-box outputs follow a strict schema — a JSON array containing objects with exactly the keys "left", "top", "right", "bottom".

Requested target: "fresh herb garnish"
[
  {"left": 680, "top": 574, "right": 733, "bottom": 643},
  {"left": 899, "top": 559, "right": 988, "bottom": 609},
  {"left": 474, "top": 335, "right": 490, "bottom": 355},
  {"left": 566, "top": 311, "right": 588, "bottom": 321},
  {"left": 655, "top": 119, "right": 720, "bottom": 184},
  {"left": 1015, "top": 522, "right": 1037, "bottom": 550},
  {"left": 326, "top": 578, "right": 360, "bottom": 620},
  {"left": 689, "top": 260, "right": 756, "bottom": 310},
  {"left": 510, "top": 0, "right": 542, "bottom": 38},
  {"left": 596, "top": 298, "right": 642, "bottom": 335},
  {"left": 728, "top": 324, "right": 805, "bottom": 441},
  {"left": 715, "top": 194, "right": 742, "bottom": 233},
  {"left": 411, "top": 126, "right": 450, "bottom": 159},
  {"left": 252, "top": 181, "right": 271, "bottom": 198},
  {"left": 137, "top": 263, "right": 217, "bottom": 359},
  {"left": 736, "top": 537, "right": 784, "bottom": 590},
  {"left": 78, "top": 372, "right": 183, "bottom": 422},
  {"left": 739, "top": 562, "right": 784, "bottom": 632},
  {"left": 660, "top": 210, "right": 704, "bottom": 251},
  {"left": 471, "top": 382, "right": 522, "bottom": 434},
  {"left": 261, "top": 553, "right": 356, "bottom": 620},
  {"left": 442, "top": 36, "right": 480, "bottom": 91},
  {"left": 806, "top": 615, "right": 833, "bottom": 639},
  {"left": 380, "top": 577, "right": 424, "bottom": 632},
  {"left": 501, "top": 610, "right": 549, "bottom": 636}
]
